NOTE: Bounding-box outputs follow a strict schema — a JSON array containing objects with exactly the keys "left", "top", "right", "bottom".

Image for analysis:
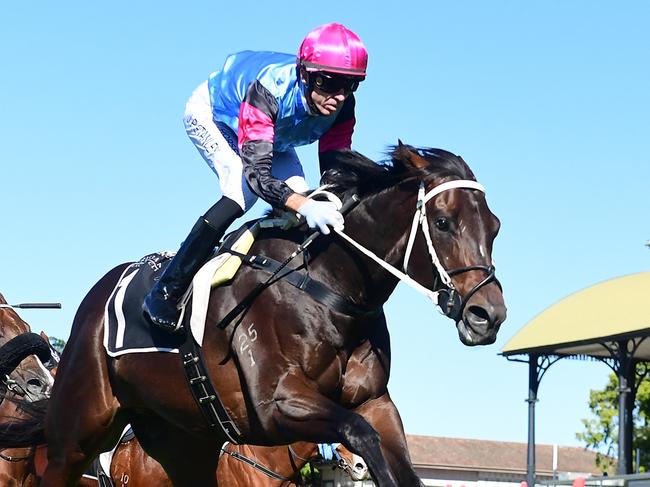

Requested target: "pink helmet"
[{"left": 298, "top": 23, "right": 368, "bottom": 77}]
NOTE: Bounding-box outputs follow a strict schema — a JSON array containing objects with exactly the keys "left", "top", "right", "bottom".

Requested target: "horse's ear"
[{"left": 394, "top": 141, "right": 429, "bottom": 169}]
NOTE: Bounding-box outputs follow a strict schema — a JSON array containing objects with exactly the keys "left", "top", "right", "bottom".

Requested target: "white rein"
[{"left": 311, "top": 180, "right": 485, "bottom": 305}]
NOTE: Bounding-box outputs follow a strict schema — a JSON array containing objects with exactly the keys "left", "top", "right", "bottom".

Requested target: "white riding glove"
[{"left": 297, "top": 199, "right": 344, "bottom": 235}]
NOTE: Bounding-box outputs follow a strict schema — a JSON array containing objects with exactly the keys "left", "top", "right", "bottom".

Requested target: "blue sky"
[{"left": 2, "top": 1, "right": 649, "bottom": 449}]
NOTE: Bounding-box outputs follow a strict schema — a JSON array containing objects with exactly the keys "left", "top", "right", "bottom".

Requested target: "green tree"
[
  {"left": 49, "top": 336, "right": 66, "bottom": 354},
  {"left": 299, "top": 463, "right": 321, "bottom": 486},
  {"left": 577, "top": 365, "right": 650, "bottom": 473}
]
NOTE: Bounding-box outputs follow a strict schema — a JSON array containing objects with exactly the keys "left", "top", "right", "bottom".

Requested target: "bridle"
[
  {"left": 330, "top": 178, "right": 499, "bottom": 321},
  {"left": 217, "top": 178, "right": 500, "bottom": 331},
  {"left": 2, "top": 376, "right": 30, "bottom": 398},
  {"left": 0, "top": 447, "right": 33, "bottom": 463},
  {"left": 402, "top": 179, "right": 499, "bottom": 321},
  {"left": 311, "top": 443, "right": 360, "bottom": 478}
]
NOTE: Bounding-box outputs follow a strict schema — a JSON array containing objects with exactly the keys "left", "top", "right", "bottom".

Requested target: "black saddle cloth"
[{"left": 104, "top": 252, "right": 187, "bottom": 355}]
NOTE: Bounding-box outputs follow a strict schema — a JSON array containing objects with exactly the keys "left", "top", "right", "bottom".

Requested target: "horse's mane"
[
  {"left": 0, "top": 395, "right": 48, "bottom": 446},
  {"left": 264, "top": 144, "right": 475, "bottom": 220},
  {"left": 320, "top": 144, "right": 476, "bottom": 197}
]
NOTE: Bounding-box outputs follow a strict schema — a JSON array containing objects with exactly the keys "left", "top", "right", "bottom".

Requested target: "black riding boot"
[{"left": 143, "top": 197, "right": 243, "bottom": 333}]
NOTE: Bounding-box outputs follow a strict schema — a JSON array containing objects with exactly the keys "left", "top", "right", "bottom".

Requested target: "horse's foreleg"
[
  {"left": 354, "top": 392, "right": 424, "bottom": 486},
  {"left": 41, "top": 265, "right": 130, "bottom": 487},
  {"left": 271, "top": 374, "right": 398, "bottom": 487},
  {"left": 41, "top": 395, "right": 126, "bottom": 487},
  {"left": 41, "top": 397, "right": 126, "bottom": 487}
]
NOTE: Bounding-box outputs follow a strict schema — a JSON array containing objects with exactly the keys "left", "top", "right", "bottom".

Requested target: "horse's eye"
[{"left": 435, "top": 217, "right": 450, "bottom": 231}]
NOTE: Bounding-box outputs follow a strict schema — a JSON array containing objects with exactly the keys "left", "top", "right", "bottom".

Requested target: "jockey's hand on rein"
[{"left": 297, "top": 199, "right": 344, "bottom": 235}]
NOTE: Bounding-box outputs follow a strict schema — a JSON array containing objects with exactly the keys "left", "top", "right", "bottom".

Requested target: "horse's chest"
[{"left": 238, "top": 341, "right": 346, "bottom": 399}]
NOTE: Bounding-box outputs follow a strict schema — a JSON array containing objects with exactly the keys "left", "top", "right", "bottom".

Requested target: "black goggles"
[{"left": 309, "top": 72, "right": 363, "bottom": 95}]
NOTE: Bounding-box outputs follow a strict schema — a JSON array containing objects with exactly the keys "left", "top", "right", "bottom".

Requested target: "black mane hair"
[
  {"left": 320, "top": 144, "right": 476, "bottom": 197},
  {"left": 0, "top": 395, "right": 47, "bottom": 447},
  {"left": 264, "top": 144, "right": 475, "bottom": 219}
]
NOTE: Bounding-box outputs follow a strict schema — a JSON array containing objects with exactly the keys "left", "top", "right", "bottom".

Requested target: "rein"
[
  {"left": 220, "top": 444, "right": 296, "bottom": 482},
  {"left": 216, "top": 195, "right": 364, "bottom": 330},
  {"left": 217, "top": 178, "right": 497, "bottom": 329},
  {"left": 333, "top": 178, "right": 498, "bottom": 320},
  {"left": 221, "top": 443, "right": 347, "bottom": 485}
]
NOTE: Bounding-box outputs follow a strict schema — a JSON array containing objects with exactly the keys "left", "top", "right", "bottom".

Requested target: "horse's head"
[
  {"left": 0, "top": 293, "right": 54, "bottom": 403},
  {"left": 390, "top": 144, "right": 506, "bottom": 345},
  {"left": 333, "top": 443, "right": 369, "bottom": 481},
  {"left": 312, "top": 443, "right": 369, "bottom": 482},
  {"left": 322, "top": 144, "right": 506, "bottom": 346}
]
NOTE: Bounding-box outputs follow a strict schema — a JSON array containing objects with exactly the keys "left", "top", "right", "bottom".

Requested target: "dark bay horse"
[
  {"left": 9, "top": 144, "right": 505, "bottom": 486},
  {"left": 106, "top": 435, "right": 366, "bottom": 486},
  {"left": 0, "top": 295, "right": 55, "bottom": 487}
]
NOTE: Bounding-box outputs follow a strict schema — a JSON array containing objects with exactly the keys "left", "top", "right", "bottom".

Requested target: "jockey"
[{"left": 143, "top": 23, "right": 368, "bottom": 332}]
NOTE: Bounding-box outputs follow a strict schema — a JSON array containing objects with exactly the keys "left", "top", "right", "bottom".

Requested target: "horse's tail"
[
  {"left": 0, "top": 397, "right": 48, "bottom": 447},
  {"left": 0, "top": 332, "right": 51, "bottom": 447}
]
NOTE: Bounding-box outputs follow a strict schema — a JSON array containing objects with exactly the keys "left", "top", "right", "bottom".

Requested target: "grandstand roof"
[{"left": 501, "top": 271, "right": 650, "bottom": 359}]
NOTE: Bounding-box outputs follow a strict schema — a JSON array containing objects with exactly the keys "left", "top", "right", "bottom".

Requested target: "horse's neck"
[
  {"left": 0, "top": 308, "right": 31, "bottom": 336},
  {"left": 316, "top": 185, "right": 418, "bottom": 306}
]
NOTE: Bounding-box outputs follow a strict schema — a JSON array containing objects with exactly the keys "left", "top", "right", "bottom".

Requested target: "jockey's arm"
[
  {"left": 238, "top": 80, "right": 296, "bottom": 210},
  {"left": 238, "top": 81, "right": 346, "bottom": 231}
]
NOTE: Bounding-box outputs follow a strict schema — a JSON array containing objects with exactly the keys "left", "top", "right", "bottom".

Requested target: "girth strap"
[
  {"left": 217, "top": 250, "right": 379, "bottom": 330},
  {"left": 179, "top": 304, "right": 244, "bottom": 444}
]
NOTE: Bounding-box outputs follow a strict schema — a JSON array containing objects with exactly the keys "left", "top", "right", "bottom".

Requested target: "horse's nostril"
[
  {"left": 26, "top": 379, "right": 43, "bottom": 393},
  {"left": 467, "top": 305, "right": 490, "bottom": 323},
  {"left": 355, "top": 463, "right": 365, "bottom": 471}
]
